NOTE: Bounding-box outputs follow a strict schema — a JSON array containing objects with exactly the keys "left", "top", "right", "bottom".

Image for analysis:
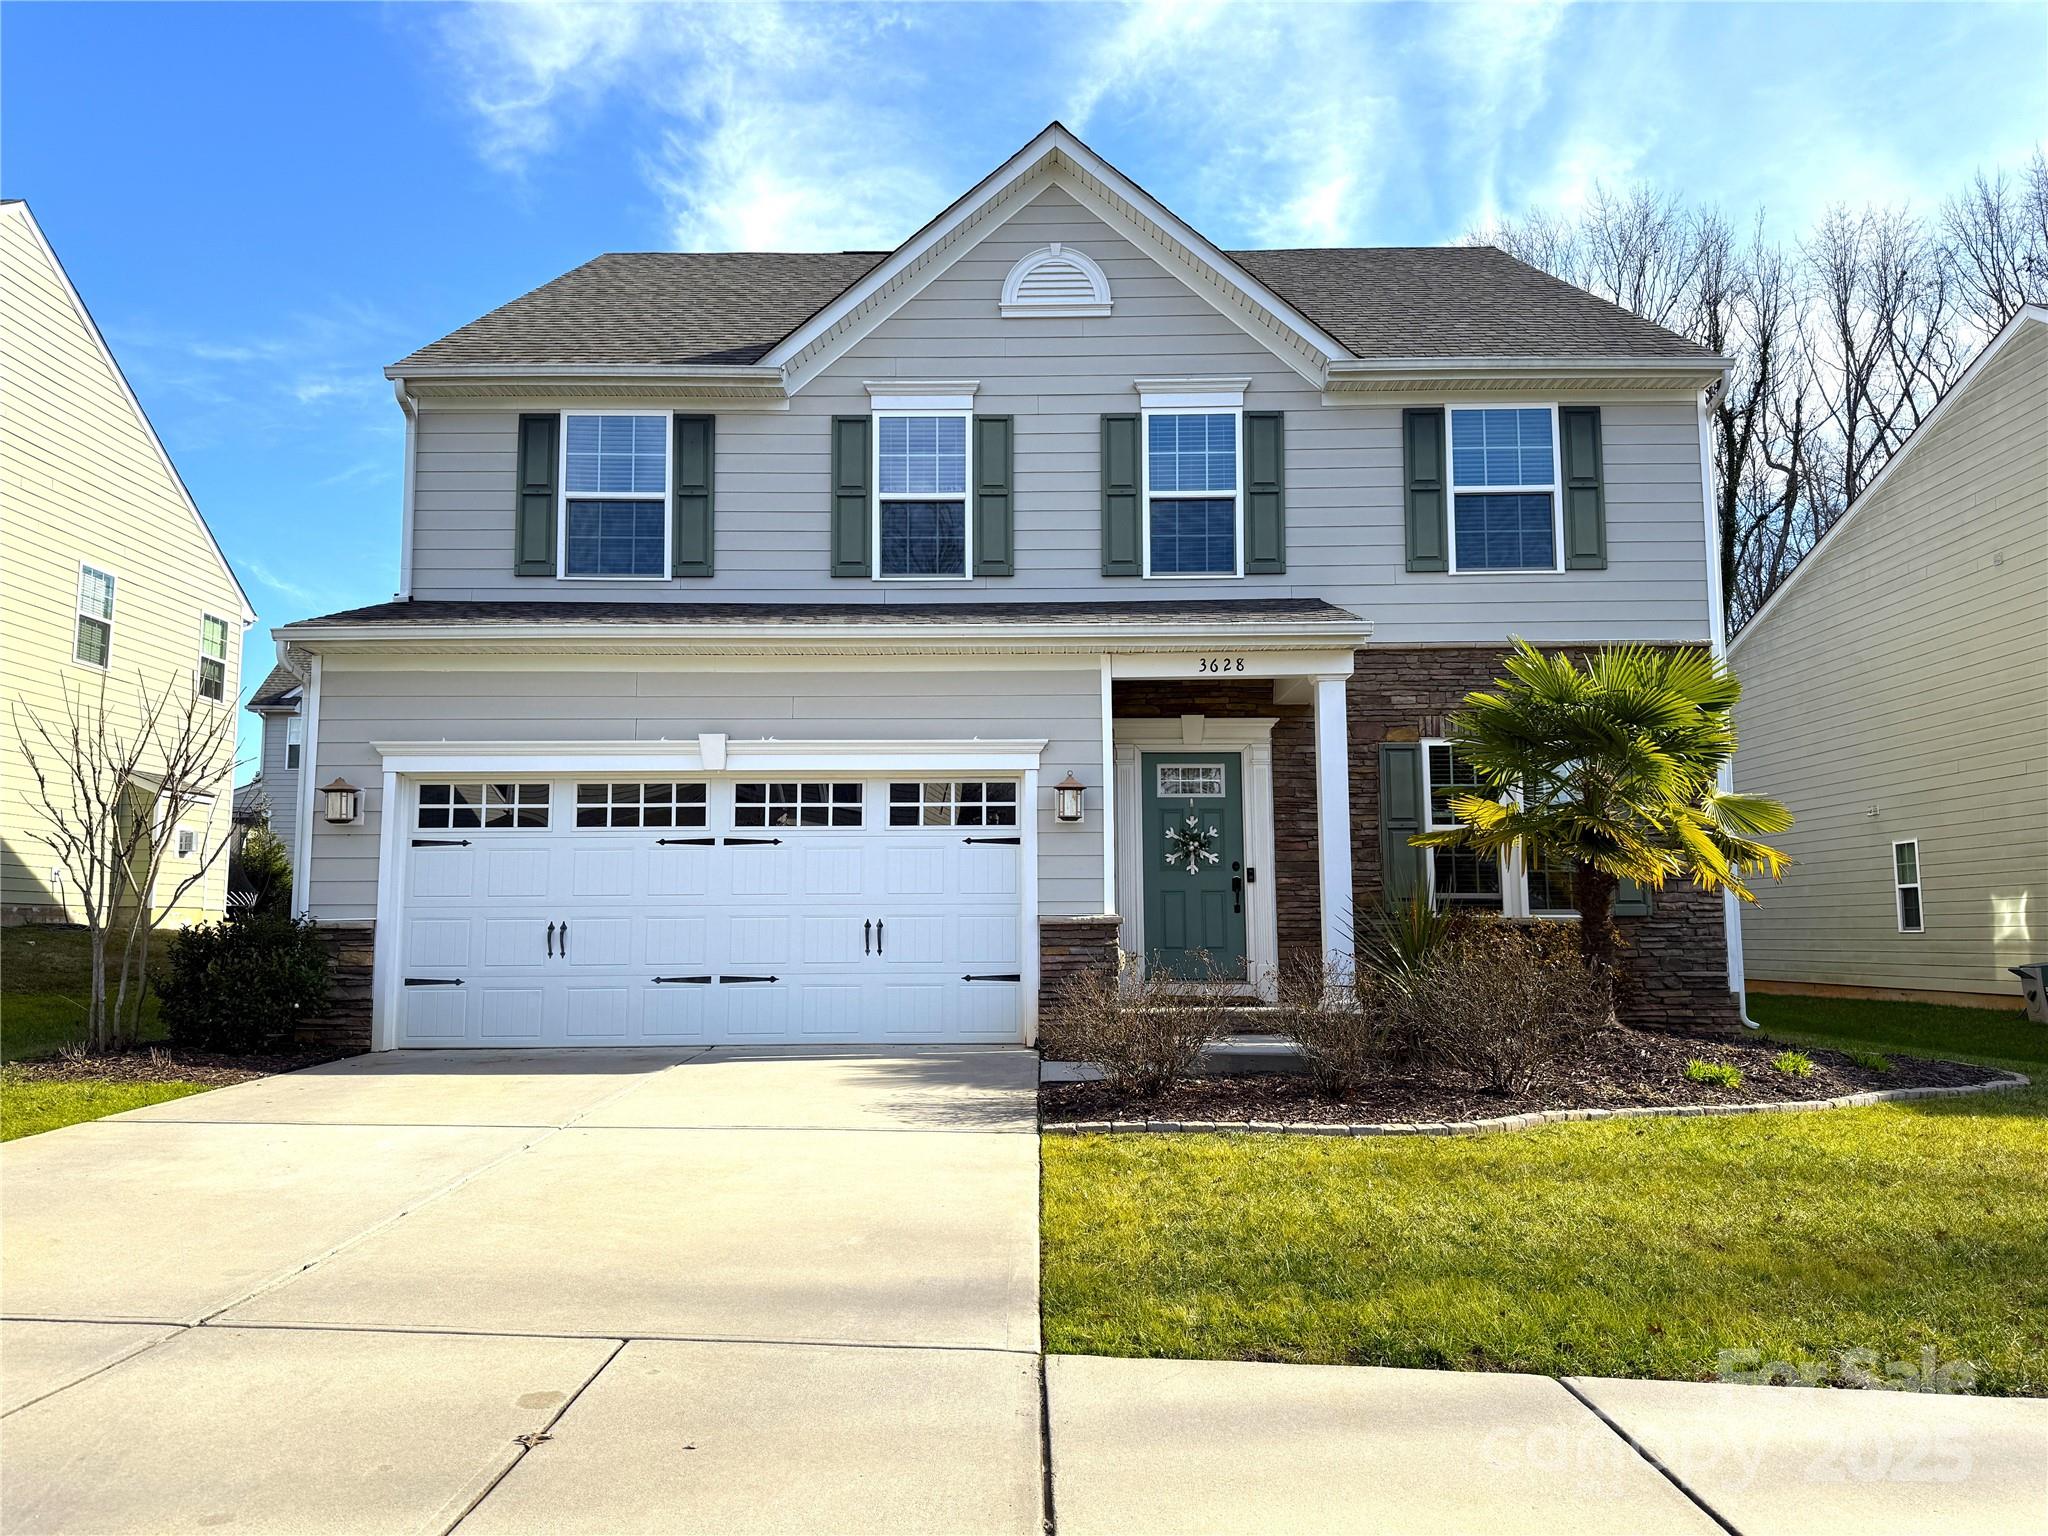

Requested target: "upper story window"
[
  {"left": 197, "top": 614, "right": 229, "bottom": 701},
  {"left": 1447, "top": 406, "right": 1560, "bottom": 573},
  {"left": 875, "top": 412, "right": 970, "bottom": 579},
  {"left": 1144, "top": 409, "right": 1240, "bottom": 577},
  {"left": 284, "top": 713, "right": 303, "bottom": 772},
  {"left": 562, "top": 413, "right": 668, "bottom": 578},
  {"left": 74, "top": 563, "right": 115, "bottom": 668}
]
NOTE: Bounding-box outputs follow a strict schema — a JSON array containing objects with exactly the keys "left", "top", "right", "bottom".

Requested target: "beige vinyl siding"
[
  {"left": 0, "top": 204, "right": 248, "bottom": 926},
  {"left": 304, "top": 663, "right": 1106, "bottom": 924},
  {"left": 1732, "top": 316, "right": 2047, "bottom": 999},
  {"left": 406, "top": 185, "right": 1713, "bottom": 644}
]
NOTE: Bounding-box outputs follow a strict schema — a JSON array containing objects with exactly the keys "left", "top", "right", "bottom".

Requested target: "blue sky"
[{"left": 4, "top": 1, "right": 2043, "bottom": 775}]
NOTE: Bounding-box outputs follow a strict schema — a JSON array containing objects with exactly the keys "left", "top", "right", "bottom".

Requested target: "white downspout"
[
  {"left": 393, "top": 379, "right": 419, "bottom": 602},
  {"left": 291, "top": 654, "right": 322, "bottom": 920},
  {"left": 1697, "top": 381, "right": 1760, "bottom": 1029}
]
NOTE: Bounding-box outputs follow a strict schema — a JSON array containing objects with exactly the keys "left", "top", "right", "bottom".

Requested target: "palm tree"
[{"left": 1413, "top": 640, "right": 1792, "bottom": 977}]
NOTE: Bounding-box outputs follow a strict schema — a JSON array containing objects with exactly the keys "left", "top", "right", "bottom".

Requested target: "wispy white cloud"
[
  {"left": 438, "top": 1, "right": 945, "bottom": 250},
  {"left": 242, "top": 556, "right": 343, "bottom": 608}
]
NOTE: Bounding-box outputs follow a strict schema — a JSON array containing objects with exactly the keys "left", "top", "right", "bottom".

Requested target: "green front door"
[{"left": 1141, "top": 752, "right": 1248, "bottom": 981}]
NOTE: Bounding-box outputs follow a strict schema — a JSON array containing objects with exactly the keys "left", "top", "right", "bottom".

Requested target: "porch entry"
[{"left": 1140, "top": 752, "right": 1248, "bottom": 981}]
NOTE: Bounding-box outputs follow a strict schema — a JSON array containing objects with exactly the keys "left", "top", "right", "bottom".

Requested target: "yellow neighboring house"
[{"left": 1, "top": 199, "right": 255, "bottom": 927}]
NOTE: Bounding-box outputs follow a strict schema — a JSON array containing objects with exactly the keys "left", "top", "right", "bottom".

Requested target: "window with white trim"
[
  {"left": 575, "top": 782, "right": 708, "bottom": 829},
  {"left": 197, "top": 614, "right": 229, "bottom": 701},
  {"left": 284, "top": 714, "right": 303, "bottom": 772},
  {"left": 416, "top": 782, "right": 550, "bottom": 831},
  {"left": 1893, "top": 840, "right": 1924, "bottom": 933},
  {"left": 74, "top": 563, "right": 115, "bottom": 668},
  {"left": 1424, "top": 741, "right": 1503, "bottom": 907},
  {"left": 888, "top": 780, "right": 1019, "bottom": 827},
  {"left": 1447, "top": 406, "right": 1561, "bottom": 573},
  {"left": 176, "top": 827, "right": 197, "bottom": 858},
  {"left": 735, "top": 781, "right": 863, "bottom": 829},
  {"left": 875, "top": 412, "right": 970, "bottom": 578},
  {"left": 561, "top": 412, "right": 668, "bottom": 578},
  {"left": 1144, "top": 409, "right": 1240, "bottom": 576}
]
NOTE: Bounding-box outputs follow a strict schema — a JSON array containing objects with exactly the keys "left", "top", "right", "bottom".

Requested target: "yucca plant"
[{"left": 1413, "top": 640, "right": 1792, "bottom": 977}]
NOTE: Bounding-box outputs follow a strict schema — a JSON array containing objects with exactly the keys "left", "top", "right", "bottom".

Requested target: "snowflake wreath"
[{"left": 1164, "top": 812, "right": 1221, "bottom": 876}]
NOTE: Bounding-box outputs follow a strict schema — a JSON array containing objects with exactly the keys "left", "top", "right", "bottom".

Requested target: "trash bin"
[{"left": 2011, "top": 964, "right": 2048, "bottom": 1024}]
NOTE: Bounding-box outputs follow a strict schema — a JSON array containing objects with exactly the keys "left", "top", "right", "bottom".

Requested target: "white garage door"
[{"left": 393, "top": 775, "right": 1025, "bottom": 1046}]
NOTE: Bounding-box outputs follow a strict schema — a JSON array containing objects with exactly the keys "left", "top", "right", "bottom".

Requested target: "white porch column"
[{"left": 1312, "top": 675, "right": 1354, "bottom": 968}]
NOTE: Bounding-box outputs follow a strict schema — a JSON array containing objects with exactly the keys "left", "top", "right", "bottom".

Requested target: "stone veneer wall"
[
  {"left": 298, "top": 920, "right": 373, "bottom": 1052},
  {"left": 1039, "top": 915, "right": 1124, "bottom": 994}
]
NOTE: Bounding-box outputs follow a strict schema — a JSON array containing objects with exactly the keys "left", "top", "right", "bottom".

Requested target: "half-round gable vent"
[{"left": 1000, "top": 242, "right": 1113, "bottom": 318}]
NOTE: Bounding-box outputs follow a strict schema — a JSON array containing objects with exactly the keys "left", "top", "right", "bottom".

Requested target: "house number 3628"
[{"left": 1197, "top": 656, "right": 1247, "bottom": 673}]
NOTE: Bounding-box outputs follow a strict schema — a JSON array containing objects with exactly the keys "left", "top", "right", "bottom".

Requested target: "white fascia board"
[
  {"left": 1325, "top": 356, "right": 1730, "bottom": 395},
  {"left": 372, "top": 738, "right": 1051, "bottom": 777},
  {"left": 8, "top": 202, "right": 257, "bottom": 623},
  {"left": 762, "top": 122, "right": 1349, "bottom": 376},
  {"left": 1731, "top": 306, "right": 2046, "bottom": 649}
]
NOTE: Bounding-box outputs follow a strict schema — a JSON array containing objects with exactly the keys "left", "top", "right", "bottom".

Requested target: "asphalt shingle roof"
[
  {"left": 392, "top": 243, "right": 1708, "bottom": 372},
  {"left": 248, "top": 663, "right": 301, "bottom": 708},
  {"left": 289, "top": 598, "right": 1361, "bottom": 629}
]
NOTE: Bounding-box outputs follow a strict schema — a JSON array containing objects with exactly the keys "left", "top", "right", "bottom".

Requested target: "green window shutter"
[
  {"left": 1378, "top": 742, "right": 1428, "bottom": 904},
  {"left": 1243, "top": 410, "right": 1286, "bottom": 574},
  {"left": 1559, "top": 405, "right": 1607, "bottom": 570},
  {"left": 973, "top": 415, "right": 1014, "bottom": 577},
  {"left": 1614, "top": 877, "right": 1653, "bottom": 917},
  {"left": 829, "top": 415, "right": 871, "bottom": 578},
  {"left": 514, "top": 413, "right": 559, "bottom": 576},
  {"left": 1403, "top": 408, "right": 1447, "bottom": 573},
  {"left": 1100, "top": 413, "right": 1141, "bottom": 576},
  {"left": 671, "top": 414, "right": 715, "bottom": 578}
]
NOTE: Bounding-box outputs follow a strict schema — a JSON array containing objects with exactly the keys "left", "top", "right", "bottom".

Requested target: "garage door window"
[
  {"left": 417, "top": 782, "right": 550, "bottom": 830},
  {"left": 735, "top": 781, "right": 863, "bottom": 828},
  {"left": 575, "top": 782, "right": 708, "bottom": 829},
  {"left": 889, "top": 781, "right": 1019, "bottom": 827}
]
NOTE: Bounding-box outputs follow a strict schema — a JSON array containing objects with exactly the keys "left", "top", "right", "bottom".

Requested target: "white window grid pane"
[
  {"left": 198, "top": 657, "right": 226, "bottom": 701},
  {"left": 887, "top": 780, "right": 1019, "bottom": 827},
  {"left": 201, "top": 616, "right": 228, "bottom": 660},
  {"left": 878, "top": 414, "right": 967, "bottom": 496},
  {"left": 878, "top": 500, "right": 966, "bottom": 577},
  {"left": 1451, "top": 407, "right": 1554, "bottom": 489},
  {"left": 417, "top": 781, "right": 548, "bottom": 831},
  {"left": 75, "top": 616, "right": 111, "bottom": 668},
  {"left": 78, "top": 565, "right": 115, "bottom": 621},
  {"left": 565, "top": 413, "right": 667, "bottom": 495},
  {"left": 734, "top": 781, "right": 863, "bottom": 829},
  {"left": 573, "top": 781, "right": 708, "bottom": 829},
  {"left": 1156, "top": 765, "right": 1226, "bottom": 798},
  {"left": 1147, "top": 413, "right": 1237, "bottom": 494}
]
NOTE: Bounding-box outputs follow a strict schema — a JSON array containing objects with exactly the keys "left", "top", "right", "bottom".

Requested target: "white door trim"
[
  {"left": 367, "top": 742, "right": 1046, "bottom": 1051},
  {"left": 1112, "top": 717, "right": 1278, "bottom": 1000}
]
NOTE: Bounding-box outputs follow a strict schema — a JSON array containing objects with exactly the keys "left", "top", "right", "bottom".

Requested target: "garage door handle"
[
  {"left": 559, "top": 922, "right": 567, "bottom": 958},
  {"left": 546, "top": 921, "right": 555, "bottom": 957},
  {"left": 875, "top": 920, "right": 883, "bottom": 955},
  {"left": 963, "top": 973, "right": 1022, "bottom": 983},
  {"left": 864, "top": 918, "right": 872, "bottom": 955},
  {"left": 653, "top": 975, "right": 713, "bottom": 985}
]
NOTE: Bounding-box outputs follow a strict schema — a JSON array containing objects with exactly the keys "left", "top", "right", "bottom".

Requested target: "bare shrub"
[
  {"left": 1402, "top": 919, "right": 1608, "bottom": 1095},
  {"left": 1038, "top": 958, "right": 1233, "bottom": 1100},
  {"left": 1279, "top": 952, "right": 1398, "bottom": 1099}
]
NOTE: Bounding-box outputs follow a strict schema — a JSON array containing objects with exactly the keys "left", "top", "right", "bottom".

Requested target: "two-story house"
[
  {"left": 1, "top": 200, "right": 254, "bottom": 927},
  {"left": 273, "top": 125, "right": 1738, "bottom": 1051}
]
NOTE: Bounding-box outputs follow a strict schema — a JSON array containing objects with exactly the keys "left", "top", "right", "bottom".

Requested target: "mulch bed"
[
  {"left": 2, "top": 1045, "right": 353, "bottom": 1087},
  {"left": 1040, "top": 1026, "right": 2012, "bottom": 1126}
]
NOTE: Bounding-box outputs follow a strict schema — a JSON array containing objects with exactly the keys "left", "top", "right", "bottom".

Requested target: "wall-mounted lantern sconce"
[
  {"left": 1053, "top": 772, "right": 1086, "bottom": 824},
  {"left": 321, "top": 778, "right": 362, "bottom": 825}
]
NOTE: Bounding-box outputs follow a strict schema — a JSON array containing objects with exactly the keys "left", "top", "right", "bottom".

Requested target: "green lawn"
[
  {"left": 0, "top": 1074, "right": 214, "bottom": 1142},
  {"left": 1042, "top": 994, "right": 2048, "bottom": 1395},
  {"left": 1, "top": 925, "right": 164, "bottom": 1062}
]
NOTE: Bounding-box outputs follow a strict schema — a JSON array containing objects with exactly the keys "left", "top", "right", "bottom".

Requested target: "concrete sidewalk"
[{"left": 4, "top": 1047, "right": 2042, "bottom": 1534}]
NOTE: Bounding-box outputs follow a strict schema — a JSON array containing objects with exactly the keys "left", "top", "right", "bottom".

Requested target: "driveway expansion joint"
[{"left": 1558, "top": 1376, "right": 1742, "bottom": 1536}]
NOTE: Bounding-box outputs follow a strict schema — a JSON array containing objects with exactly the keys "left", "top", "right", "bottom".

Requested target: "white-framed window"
[
  {"left": 284, "top": 714, "right": 303, "bottom": 772},
  {"left": 175, "top": 827, "right": 197, "bottom": 859},
  {"left": 1893, "top": 839, "right": 1924, "bottom": 933},
  {"left": 735, "top": 781, "right": 864, "bottom": 829},
  {"left": 1143, "top": 408, "right": 1241, "bottom": 578},
  {"left": 888, "top": 780, "right": 1019, "bottom": 827},
  {"left": 574, "top": 781, "right": 708, "bottom": 829},
  {"left": 74, "top": 562, "right": 116, "bottom": 668},
  {"left": 874, "top": 411, "right": 971, "bottom": 579},
  {"left": 416, "top": 782, "right": 550, "bottom": 831},
  {"left": 1446, "top": 405, "right": 1563, "bottom": 574},
  {"left": 560, "top": 411, "right": 669, "bottom": 579},
  {"left": 1156, "top": 763, "right": 1226, "bottom": 798},
  {"left": 197, "top": 614, "right": 229, "bottom": 701}
]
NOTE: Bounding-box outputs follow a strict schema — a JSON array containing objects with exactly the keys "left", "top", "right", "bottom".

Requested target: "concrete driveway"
[{"left": 1, "top": 1047, "right": 1043, "bottom": 1535}]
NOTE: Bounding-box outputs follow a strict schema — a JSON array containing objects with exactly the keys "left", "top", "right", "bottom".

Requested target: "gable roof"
[
  {"left": 390, "top": 123, "right": 1708, "bottom": 377},
  {"left": 3, "top": 201, "right": 256, "bottom": 623},
  {"left": 1731, "top": 305, "right": 2047, "bottom": 647},
  {"left": 248, "top": 661, "right": 302, "bottom": 709}
]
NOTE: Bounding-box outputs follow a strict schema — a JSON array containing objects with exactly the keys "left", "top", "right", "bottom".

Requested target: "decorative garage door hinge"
[
  {"left": 403, "top": 977, "right": 464, "bottom": 987},
  {"left": 962, "top": 835, "right": 1021, "bottom": 845},
  {"left": 652, "top": 975, "right": 714, "bottom": 985},
  {"left": 720, "top": 837, "right": 783, "bottom": 846},
  {"left": 962, "top": 973, "right": 1022, "bottom": 983},
  {"left": 411, "top": 838, "right": 471, "bottom": 848},
  {"left": 655, "top": 837, "right": 717, "bottom": 847}
]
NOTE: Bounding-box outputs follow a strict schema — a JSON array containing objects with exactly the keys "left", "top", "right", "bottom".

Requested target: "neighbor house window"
[
  {"left": 74, "top": 563, "right": 115, "bottom": 667},
  {"left": 285, "top": 714, "right": 303, "bottom": 772},
  {"left": 197, "top": 614, "right": 229, "bottom": 701},
  {"left": 875, "top": 413, "right": 969, "bottom": 578},
  {"left": 1893, "top": 839, "right": 1924, "bottom": 933},
  {"left": 1423, "top": 741, "right": 1503, "bottom": 908},
  {"left": 561, "top": 413, "right": 668, "bottom": 577},
  {"left": 1145, "top": 410, "right": 1239, "bottom": 576},
  {"left": 1447, "top": 406, "right": 1561, "bottom": 573}
]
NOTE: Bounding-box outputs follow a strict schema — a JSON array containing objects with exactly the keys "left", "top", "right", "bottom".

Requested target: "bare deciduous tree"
[
  {"left": 1942, "top": 152, "right": 2048, "bottom": 340},
  {"left": 11, "top": 672, "right": 241, "bottom": 1051}
]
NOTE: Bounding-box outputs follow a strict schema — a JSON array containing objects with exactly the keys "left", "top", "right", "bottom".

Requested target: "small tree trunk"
[{"left": 1573, "top": 865, "right": 1622, "bottom": 1024}]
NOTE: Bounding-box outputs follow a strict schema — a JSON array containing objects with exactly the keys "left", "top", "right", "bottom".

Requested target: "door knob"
[{"left": 1231, "top": 875, "right": 1243, "bottom": 915}]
